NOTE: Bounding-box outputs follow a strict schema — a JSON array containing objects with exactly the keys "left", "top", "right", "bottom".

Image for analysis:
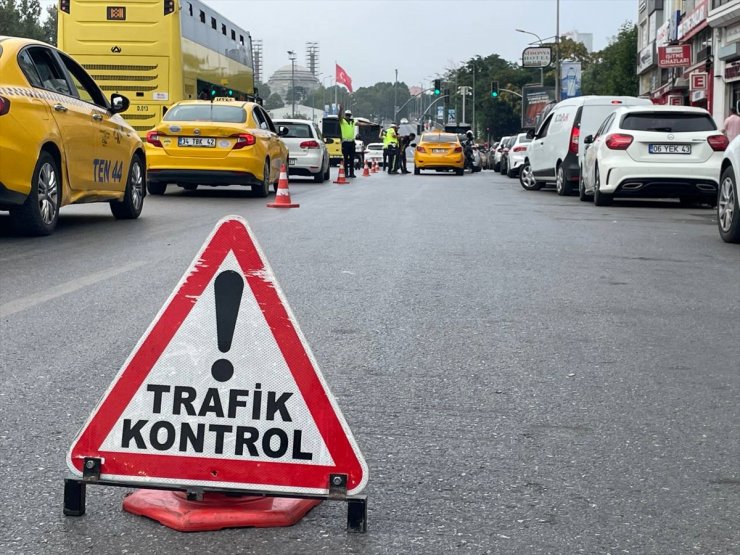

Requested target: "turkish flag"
[{"left": 336, "top": 63, "right": 353, "bottom": 93}]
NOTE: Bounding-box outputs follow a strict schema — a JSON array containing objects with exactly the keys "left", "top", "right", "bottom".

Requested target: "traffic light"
[
  {"left": 209, "top": 86, "right": 218, "bottom": 97},
  {"left": 227, "top": 88, "right": 234, "bottom": 97},
  {"left": 433, "top": 79, "right": 441, "bottom": 95},
  {"left": 491, "top": 81, "right": 499, "bottom": 98}
]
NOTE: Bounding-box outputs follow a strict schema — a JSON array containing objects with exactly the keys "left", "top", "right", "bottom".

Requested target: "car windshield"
[
  {"left": 276, "top": 122, "right": 312, "bottom": 138},
  {"left": 367, "top": 144, "right": 383, "bottom": 150},
  {"left": 517, "top": 134, "right": 532, "bottom": 144},
  {"left": 422, "top": 133, "right": 458, "bottom": 143},
  {"left": 163, "top": 105, "right": 246, "bottom": 123},
  {"left": 621, "top": 112, "right": 716, "bottom": 133}
]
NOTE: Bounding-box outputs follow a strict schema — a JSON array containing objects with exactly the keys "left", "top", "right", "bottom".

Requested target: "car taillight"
[
  {"left": 513, "top": 145, "right": 528, "bottom": 152},
  {"left": 0, "top": 96, "right": 10, "bottom": 116},
  {"left": 233, "top": 133, "right": 256, "bottom": 149},
  {"left": 569, "top": 124, "right": 580, "bottom": 154},
  {"left": 146, "top": 130, "right": 163, "bottom": 148},
  {"left": 605, "top": 133, "right": 634, "bottom": 150},
  {"left": 454, "top": 146, "right": 462, "bottom": 153},
  {"left": 59, "top": 0, "right": 70, "bottom": 13},
  {"left": 299, "top": 140, "right": 320, "bottom": 149},
  {"left": 707, "top": 134, "right": 729, "bottom": 151},
  {"left": 416, "top": 146, "right": 426, "bottom": 153},
  {"left": 164, "top": 0, "right": 175, "bottom": 14}
]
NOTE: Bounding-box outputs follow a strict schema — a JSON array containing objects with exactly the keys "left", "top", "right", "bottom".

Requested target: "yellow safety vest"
[
  {"left": 340, "top": 119, "right": 355, "bottom": 142},
  {"left": 383, "top": 128, "right": 398, "bottom": 147}
]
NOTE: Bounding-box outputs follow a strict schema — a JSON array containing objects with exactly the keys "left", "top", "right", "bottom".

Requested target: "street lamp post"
[
  {"left": 515, "top": 28, "right": 544, "bottom": 86},
  {"left": 287, "top": 50, "right": 296, "bottom": 118},
  {"left": 394, "top": 69, "right": 398, "bottom": 122}
]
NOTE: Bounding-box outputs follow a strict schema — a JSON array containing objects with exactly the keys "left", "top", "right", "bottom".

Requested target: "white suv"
[
  {"left": 580, "top": 106, "right": 727, "bottom": 206},
  {"left": 519, "top": 95, "right": 652, "bottom": 195}
]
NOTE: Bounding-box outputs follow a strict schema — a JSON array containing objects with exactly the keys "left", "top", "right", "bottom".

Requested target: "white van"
[{"left": 519, "top": 95, "right": 653, "bottom": 195}]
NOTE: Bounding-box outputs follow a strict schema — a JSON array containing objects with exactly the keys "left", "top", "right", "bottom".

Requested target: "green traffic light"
[
  {"left": 491, "top": 91, "right": 498, "bottom": 98},
  {"left": 434, "top": 89, "right": 440, "bottom": 95}
]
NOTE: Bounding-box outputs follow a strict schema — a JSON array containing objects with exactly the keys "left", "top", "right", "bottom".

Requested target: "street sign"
[
  {"left": 522, "top": 47, "right": 552, "bottom": 68},
  {"left": 658, "top": 45, "right": 692, "bottom": 68},
  {"left": 67, "top": 216, "right": 368, "bottom": 496},
  {"left": 436, "top": 105, "right": 444, "bottom": 120}
]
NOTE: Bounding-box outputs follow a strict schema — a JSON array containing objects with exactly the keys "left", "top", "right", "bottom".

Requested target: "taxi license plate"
[
  {"left": 433, "top": 148, "right": 446, "bottom": 154},
  {"left": 178, "top": 137, "right": 215, "bottom": 147},
  {"left": 289, "top": 158, "right": 296, "bottom": 166},
  {"left": 649, "top": 144, "right": 691, "bottom": 154}
]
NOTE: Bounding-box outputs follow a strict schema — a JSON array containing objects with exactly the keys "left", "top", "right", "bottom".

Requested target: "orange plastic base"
[
  {"left": 122, "top": 490, "right": 321, "bottom": 532},
  {"left": 266, "top": 201, "right": 300, "bottom": 208}
]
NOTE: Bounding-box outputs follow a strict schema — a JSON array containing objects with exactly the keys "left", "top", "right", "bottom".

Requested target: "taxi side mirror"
[
  {"left": 324, "top": 137, "right": 334, "bottom": 144},
  {"left": 278, "top": 125, "right": 289, "bottom": 136},
  {"left": 110, "top": 94, "right": 130, "bottom": 114},
  {"left": 410, "top": 143, "right": 417, "bottom": 148}
]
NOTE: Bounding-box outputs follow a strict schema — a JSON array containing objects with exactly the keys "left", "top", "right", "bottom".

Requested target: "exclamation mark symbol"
[{"left": 211, "top": 270, "right": 244, "bottom": 382}]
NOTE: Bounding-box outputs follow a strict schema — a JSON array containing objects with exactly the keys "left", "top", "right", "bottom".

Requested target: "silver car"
[{"left": 272, "top": 119, "right": 331, "bottom": 183}]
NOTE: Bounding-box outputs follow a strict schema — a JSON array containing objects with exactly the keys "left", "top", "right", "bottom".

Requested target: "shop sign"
[
  {"left": 726, "top": 61, "right": 740, "bottom": 81},
  {"left": 690, "top": 72, "right": 707, "bottom": 90},
  {"left": 726, "top": 21, "right": 740, "bottom": 45},
  {"left": 668, "top": 94, "right": 684, "bottom": 106},
  {"left": 638, "top": 43, "right": 655, "bottom": 73},
  {"left": 659, "top": 44, "right": 692, "bottom": 68},
  {"left": 691, "top": 90, "right": 707, "bottom": 102},
  {"left": 656, "top": 20, "right": 670, "bottom": 47},
  {"left": 678, "top": 0, "right": 708, "bottom": 40}
]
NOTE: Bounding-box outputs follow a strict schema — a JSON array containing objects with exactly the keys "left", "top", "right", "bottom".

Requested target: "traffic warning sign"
[{"left": 67, "top": 216, "right": 367, "bottom": 496}]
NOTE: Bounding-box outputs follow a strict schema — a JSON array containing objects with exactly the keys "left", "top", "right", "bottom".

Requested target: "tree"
[
  {"left": 263, "top": 93, "right": 284, "bottom": 110},
  {"left": 0, "top": 0, "right": 50, "bottom": 43},
  {"left": 582, "top": 22, "right": 638, "bottom": 96}
]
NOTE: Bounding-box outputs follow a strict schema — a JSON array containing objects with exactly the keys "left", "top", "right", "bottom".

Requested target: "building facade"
[{"left": 708, "top": 0, "right": 740, "bottom": 125}]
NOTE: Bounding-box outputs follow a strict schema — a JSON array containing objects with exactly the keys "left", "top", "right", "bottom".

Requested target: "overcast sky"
[{"left": 208, "top": 0, "right": 638, "bottom": 88}]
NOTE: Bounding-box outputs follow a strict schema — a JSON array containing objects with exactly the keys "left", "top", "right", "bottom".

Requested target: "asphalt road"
[{"left": 1, "top": 167, "right": 738, "bottom": 554}]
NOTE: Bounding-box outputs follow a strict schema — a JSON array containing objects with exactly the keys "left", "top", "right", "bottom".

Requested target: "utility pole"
[
  {"left": 394, "top": 68, "right": 398, "bottom": 122},
  {"left": 472, "top": 64, "right": 476, "bottom": 136},
  {"left": 457, "top": 86, "right": 472, "bottom": 124},
  {"left": 555, "top": 0, "right": 560, "bottom": 102},
  {"left": 287, "top": 50, "right": 297, "bottom": 117}
]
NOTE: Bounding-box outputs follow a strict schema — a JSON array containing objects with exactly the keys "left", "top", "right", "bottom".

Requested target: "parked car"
[
  {"left": 146, "top": 100, "right": 289, "bottom": 197},
  {"left": 273, "top": 119, "right": 330, "bottom": 182},
  {"left": 364, "top": 142, "right": 384, "bottom": 168},
  {"left": 413, "top": 131, "right": 465, "bottom": 175},
  {"left": 0, "top": 36, "right": 145, "bottom": 235},
  {"left": 717, "top": 136, "right": 740, "bottom": 242},
  {"left": 492, "top": 137, "right": 510, "bottom": 172},
  {"left": 499, "top": 136, "right": 517, "bottom": 176},
  {"left": 505, "top": 133, "right": 532, "bottom": 178},
  {"left": 520, "top": 95, "right": 652, "bottom": 194},
  {"left": 580, "top": 105, "right": 726, "bottom": 206}
]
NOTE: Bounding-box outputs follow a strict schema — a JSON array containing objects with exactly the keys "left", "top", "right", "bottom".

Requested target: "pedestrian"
[
  {"left": 397, "top": 132, "right": 416, "bottom": 174},
  {"left": 723, "top": 107, "right": 740, "bottom": 143},
  {"left": 338, "top": 107, "right": 356, "bottom": 178},
  {"left": 384, "top": 123, "right": 400, "bottom": 174}
]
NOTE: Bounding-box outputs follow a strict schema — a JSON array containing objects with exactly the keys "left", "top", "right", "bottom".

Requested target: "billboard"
[
  {"left": 658, "top": 44, "right": 691, "bottom": 68},
  {"left": 522, "top": 85, "right": 556, "bottom": 129},
  {"left": 560, "top": 61, "right": 582, "bottom": 100},
  {"left": 522, "top": 47, "right": 552, "bottom": 68}
]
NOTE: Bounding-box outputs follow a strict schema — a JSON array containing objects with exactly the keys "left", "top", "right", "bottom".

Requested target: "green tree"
[
  {"left": 264, "top": 93, "right": 284, "bottom": 110},
  {"left": 582, "top": 22, "right": 638, "bottom": 96},
  {"left": 0, "top": 0, "right": 50, "bottom": 43}
]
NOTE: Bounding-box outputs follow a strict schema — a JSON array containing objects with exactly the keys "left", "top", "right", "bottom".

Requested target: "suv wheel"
[{"left": 718, "top": 166, "right": 740, "bottom": 243}]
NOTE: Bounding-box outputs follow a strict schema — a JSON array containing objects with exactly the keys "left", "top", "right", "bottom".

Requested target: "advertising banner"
[
  {"left": 522, "top": 85, "right": 556, "bottom": 129},
  {"left": 560, "top": 61, "right": 582, "bottom": 100},
  {"left": 658, "top": 44, "right": 691, "bottom": 68},
  {"left": 522, "top": 47, "right": 552, "bottom": 68}
]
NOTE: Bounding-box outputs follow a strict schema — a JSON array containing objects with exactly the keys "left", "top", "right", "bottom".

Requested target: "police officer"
[
  {"left": 338, "top": 107, "right": 356, "bottom": 178},
  {"left": 384, "top": 123, "right": 400, "bottom": 174}
]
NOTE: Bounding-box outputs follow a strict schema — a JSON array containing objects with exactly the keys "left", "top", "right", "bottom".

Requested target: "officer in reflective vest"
[
  {"left": 339, "top": 108, "right": 356, "bottom": 178},
  {"left": 384, "top": 123, "right": 400, "bottom": 174}
]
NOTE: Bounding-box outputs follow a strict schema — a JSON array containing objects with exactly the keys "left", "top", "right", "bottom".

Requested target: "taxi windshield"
[
  {"left": 422, "top": 133, "right": 458, "bottom": 143},
  {"left": 163, "top": 104, "right": 246, "bottom": 123}
]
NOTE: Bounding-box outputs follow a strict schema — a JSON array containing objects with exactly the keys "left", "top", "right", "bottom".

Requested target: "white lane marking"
[{"left": 0, "top": 261, "right": 146, "bottom": 318}]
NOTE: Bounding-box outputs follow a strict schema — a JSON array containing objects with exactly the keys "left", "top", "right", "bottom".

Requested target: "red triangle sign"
[{"left": 67, "top": 216, "right": 367, "bottom": 495}]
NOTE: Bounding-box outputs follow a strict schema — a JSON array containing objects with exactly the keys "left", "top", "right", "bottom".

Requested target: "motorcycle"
[{"left": 461, "top": 135, "right": 481, "bottom": 173}]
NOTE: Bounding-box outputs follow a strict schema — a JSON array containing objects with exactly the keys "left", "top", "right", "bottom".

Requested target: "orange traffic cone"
[
  {"left": 372, "top": 160, "right": 379, "bottom": 173},
  {"left": 333, "top": 165, "right": 349, "bottom": 185},
  {"left": 267, "top": 165, "right": 299, "bottom": 208},
  {"left": 362, "top": 160, "right": 371, "bottom": 177}
]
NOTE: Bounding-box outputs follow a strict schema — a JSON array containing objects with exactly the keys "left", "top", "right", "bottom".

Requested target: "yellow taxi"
[
  {"left": 145, "top": 99, "right": 289, "bottom": 197},
  {"left": 413, "top": 132, "right": 465, "bottom": 176},
  {"left": 0, "top": 36, "right": 145, "bottom": 235}
]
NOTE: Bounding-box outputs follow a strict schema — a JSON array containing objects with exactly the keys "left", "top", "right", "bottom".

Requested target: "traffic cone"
[
  {"left": 371, "top": 160, "right": 378, "bottom": 173},
  {"left": 267, "top": 165, "right": 299, "bottom": 208},
  {"left": 362, "top": 160, "right": 371, "bottom": 177},
  {"left": 333, "top": 165, "right": 349, "bottom": 185}
]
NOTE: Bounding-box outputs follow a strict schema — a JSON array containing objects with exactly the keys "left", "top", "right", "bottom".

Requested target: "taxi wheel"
[
  {"left": 11, "top": 150, "right": 60, "bottom": 236},
  {"left": 254, "top": 160, "right": 270, "bottom": 198},
  {"left": 147, "top": 182, "right": 167, "bottom": 195},
  {"left": 455, "top": 168, "right": 464, "bottom": 176},
  {"left": 110, "top": 154, "right": 145, "bottom": 220},
  {"left": 414, "top": 167, "right": 420, "bottom": 175}
]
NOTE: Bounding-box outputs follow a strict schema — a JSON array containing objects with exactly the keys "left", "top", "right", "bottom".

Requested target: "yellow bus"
[{"left": 57, "top": 0, "right": 256, "bottom": 135}]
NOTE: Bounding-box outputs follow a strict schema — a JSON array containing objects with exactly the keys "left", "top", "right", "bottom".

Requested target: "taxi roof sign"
[
  {"left": 67, "top": 216, "right": 367, "bottom": 496},
  {"left": 213, "top": 97, "right": 236, "bottom": 102}
]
